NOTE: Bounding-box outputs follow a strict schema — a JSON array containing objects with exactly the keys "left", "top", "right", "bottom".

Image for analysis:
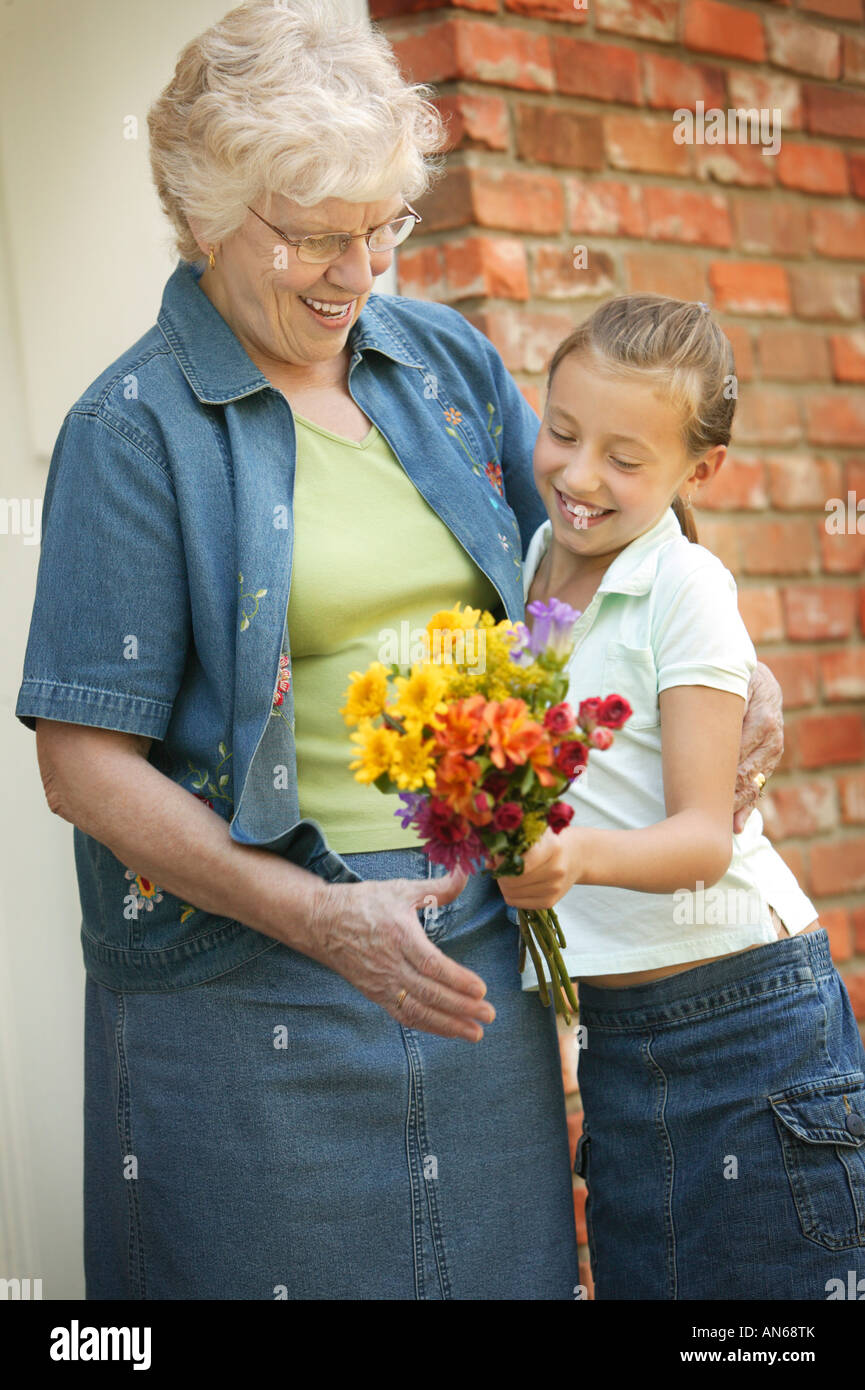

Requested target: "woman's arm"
[
  {"left": 36, "top": 720, "right": 493, "bottom": 1041},
  {"left": 496, "top": 684, "right": 744, "bottom": 910}
]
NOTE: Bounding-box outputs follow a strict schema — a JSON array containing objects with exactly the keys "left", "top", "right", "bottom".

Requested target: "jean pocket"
[{"left": 769, "top": 1071, "right": 865, "bottom": 1250}]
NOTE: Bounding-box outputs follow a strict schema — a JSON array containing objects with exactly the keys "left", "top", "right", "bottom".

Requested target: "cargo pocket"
[
  {"left": 769, "top": 1072, "right": 865, "bottom": 1250},
  {"left": 574, "top": 1127, "right": 598, "bottom": 1278}
]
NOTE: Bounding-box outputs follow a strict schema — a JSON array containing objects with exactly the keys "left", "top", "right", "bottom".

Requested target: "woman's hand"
[
  {"left": 496, "top": 827, "right": 586, "bottom": 911},
  {"left": 307, "top": 867, "right": 496, "bottom": 1042},
  {"left": 733, "top": 661, "right": 784, "bottom": 832}
]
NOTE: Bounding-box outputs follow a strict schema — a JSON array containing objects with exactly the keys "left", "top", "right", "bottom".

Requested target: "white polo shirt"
[{"left": 519, "top": 505, "right": 818, "bottom": 985}]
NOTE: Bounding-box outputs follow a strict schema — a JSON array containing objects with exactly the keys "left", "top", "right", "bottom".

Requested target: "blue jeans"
[
  {"left": 83, "top": 847, "right": 579, "bottom": 1299},
  {"left": 575, "top": 928, "right": 865, "bottom": 1299}
]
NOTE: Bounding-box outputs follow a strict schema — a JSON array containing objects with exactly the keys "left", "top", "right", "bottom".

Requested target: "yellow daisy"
[
  {"left": 348, "top": 721, "right": 400, "bottom": 783},
  {"left": 341, "top": 662, "right": 390, "bottom": 727}
]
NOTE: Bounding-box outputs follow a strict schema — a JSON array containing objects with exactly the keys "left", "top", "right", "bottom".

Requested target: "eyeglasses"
[{"left": 244, "top": 202, "right": 422, "bottom": 263}]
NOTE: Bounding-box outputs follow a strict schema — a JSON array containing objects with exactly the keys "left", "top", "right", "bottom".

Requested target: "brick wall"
[{"left": 370, "top": 0, "right": 865, "bottom": 1297}]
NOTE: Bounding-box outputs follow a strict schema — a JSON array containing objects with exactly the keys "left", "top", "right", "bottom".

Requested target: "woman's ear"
[{"left": 185, "top": 215, "right": 211, "bottom": 261}]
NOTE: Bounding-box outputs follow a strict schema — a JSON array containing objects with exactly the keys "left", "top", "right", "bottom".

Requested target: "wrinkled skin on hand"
[{"left": 733, "top": 661, "right": 784, "bottom": 833}]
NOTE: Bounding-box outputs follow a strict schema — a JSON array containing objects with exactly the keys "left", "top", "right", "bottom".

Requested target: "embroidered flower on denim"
[
  {"left": 238, "top": 571, "right": 268, "bottom": 631},
  {"left": 272, "top": 651, "right": 291, "bottom": 712},
  {"left": 184, "top": 742, "right": 233, "bottom": 807},
  {"left": 123, "top": 868, "right": 164, "bottom": 914}
]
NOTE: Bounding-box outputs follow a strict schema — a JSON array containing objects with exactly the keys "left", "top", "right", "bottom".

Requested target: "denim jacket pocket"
[
  {"left": 768, "top": 1071, "right": 865, "bottom": 1250},
  {"left": 601, "top": 641, "right": 659, "bottom": 731}
]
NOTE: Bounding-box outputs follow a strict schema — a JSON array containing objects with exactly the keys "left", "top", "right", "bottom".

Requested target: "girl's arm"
[{"left": 497, "top": 682, "right": 744, "bottom": 910}]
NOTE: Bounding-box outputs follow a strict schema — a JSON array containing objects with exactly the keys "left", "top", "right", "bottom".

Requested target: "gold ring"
[
  {"left": 753, "top": 772, "right": 767, "bottom": 795},
  {"left": 395, "top": 988, "right": 408, "bottom": 1010}
]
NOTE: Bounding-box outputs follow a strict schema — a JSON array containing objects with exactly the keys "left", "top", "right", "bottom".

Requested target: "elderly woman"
[{"left": 16, "top": 1, "right": 782, "bottom": 1300}]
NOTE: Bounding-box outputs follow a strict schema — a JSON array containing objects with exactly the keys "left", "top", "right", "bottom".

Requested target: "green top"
[{"left": 288, "top": 412, "right": 501, "bottom": 853}]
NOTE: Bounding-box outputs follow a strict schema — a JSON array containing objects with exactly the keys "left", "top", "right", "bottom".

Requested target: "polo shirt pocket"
[{"left": 601, "top": 640, "right": 659, "bottom": 731}]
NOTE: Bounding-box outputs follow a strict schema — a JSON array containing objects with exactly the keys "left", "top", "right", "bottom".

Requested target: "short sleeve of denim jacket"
[{"left": 15, "top": 408, "right": 190, "bottom": 739}]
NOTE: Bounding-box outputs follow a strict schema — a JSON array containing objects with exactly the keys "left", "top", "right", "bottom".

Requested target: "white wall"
[{"left": 0, "top": 0, "right": 375, "bottom": 1300}]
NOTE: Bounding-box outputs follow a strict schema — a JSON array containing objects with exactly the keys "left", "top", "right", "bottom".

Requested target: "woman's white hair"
[{"left": 147, "top": 0, "right": 448, "bottom": 263}]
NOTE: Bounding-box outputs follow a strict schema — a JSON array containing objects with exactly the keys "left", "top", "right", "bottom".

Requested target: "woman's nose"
[{"left": 325, "top": 239, "right": 389, "bottom": 294}]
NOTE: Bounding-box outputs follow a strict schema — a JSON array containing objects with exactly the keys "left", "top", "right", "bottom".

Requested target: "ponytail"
[{"left": 672, "top": 495, "right": 699, "bottom": 544}]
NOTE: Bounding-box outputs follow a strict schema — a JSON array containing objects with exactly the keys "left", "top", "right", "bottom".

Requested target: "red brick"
[
  {"left": 624, "top": 251, "right": 706, "bottom": 300},
  {"left": 595, "top": 0, "right": 679, "bottom": 41},
  {"left": 766, "top": 455, "right": 842, "bottom": 508},
  {"left": 819, "top": 524, "right": 865, "bottom": 575},
  {"left": 642, "top": 187, "right": 732, "bottom": 248},
  {"left": 741, "top": 519, "right": 818, "bottom": 575},
  {"left": 739, "top": 586, "right": 785, "bottom": 641},
  {"left": 831, "top": 334, "right": 865, "bottom": 385},
  {"left": 726, "top": 71, "right": 803, "bottom": 131},
  {"left": 695, "top": 143, "right": 776, "bottom": 189},
  {"left": 822, "top": 907, "right": 853, "bottom": 964},
  {"left": 553, "top": 39, "right": 642, "bottom": 105},
  {"left": 848, "top": 459, "right": 865, "bottom": 493},
  {"left": 735, "top": 388, "right": 802, "bottom": 446},
  {"left": 777, "top": 143, "right": 850, "bottom": 196},
  {"left": 448, "top": 236, "right": 530, "bottom": 300},
  {"left": 762, "top": 778, "right": 838, "bottom": 837},
  {"left": 860, "top": 586, "right": 865, "bottom": 637},
  {"left": 396, "top": 243, "right": 447, "bottom": 299},
  {"left": 692, "top": 517, "right": 740, "bottom": 570},
  {"left": 466, "top": 308, "right": 576, "bottom": 374},
  {"left": 797, "top": 713, "right": 865, "bottom": 769},
  {"left": 783, "top": 585, "right": 857, "bottom": 640},
  {"left": 732, "top": 196, "right": 810, "bottom": 257},
  {"left": 504, "top": 0, "right": 589, "bottom": 18},
  {"left": 393, "top": 18, "right": 555, "bottom": 91},
  {"left": 844, "top": 34, "right": 865, "bottom": 86},
  {"left": 804, "top": 85, "right": 865, "bottom": 141},
  {"left": 721, "top": 321, "right": 755, "bottom": 381},
  {"left": 811, "top": 207, "right": 865, "bottom": 260},
  {"left": 757, "top": 329, "right": 831, "bottom": 382},
  {"left": 790, "top": 266, "right": 861, "bottom": 321},
  {"left": 421, "top": 167, "right": 566, "bottom": 235},
  {"left": 567, "top": 178, "right": 646, "bottom": 237},
  {"left": 708, "top": 261, "right": 790, "bottom": 315},
  {"left": 806, "top": 394, "right": 865, "bottom": 447},
  {"left": 371, "top": 0, "right": 497, "bottom": 12},
  {"left": 843, "top": 970, "right": 865, "bottom": 1022},
  {"left": 643, "top": 54, "right": 726, "bottom": 111},
  {"left": 820, "top": 649, "right": 865, "bottom": 701},
  {"left": 683, "top": 1, "right": 766, "bottom": 63},
  {"left": 566, "top": 1108, "right": 582, "bottom": 1167},
  {"left": 765, "top": 15, "right": 841, "bottom": 80},
  {"left": 800, "top": 0, "right": 863, "bottom": 19},
  {"left": 515, "top": 105, "right": 605, "bottom": 171},
  {"left": 840, "top": 771, "right": 865, "bottom": 825},
  {"left": 519, "top": 383, "right": 542, "bottom": 415},
  {"left": 853, "top": 904, "right": 865, "bottom": 954},
  {"left": 573, "top": 1184, "right": 587, "bottom": 1244},
  {"left": 532, "top": 245, "right": 616, "bottom": 299},
  {"left": 697, "top": 455, "right": 768, "bottom": 510},
  {"left": 811, "top": 836, "right": 865, "bottom": 893},
  {"left": 434, "top": 93, "right": 509, "bottom": 152},
  {"left": 850, "top": 155, "right": 865, "bottom": 200},
  {"left": 776, "top": 843, "right": 806, "bottom": 884},
  {"left": 761, "top": 650, "right": 820, "bottom": 707},
  {"left": 604, "top": 114, "right": 693, "bottom": 177},
  {"left": 559, "top": 1025, "right": 579, "bottom": 1094}
]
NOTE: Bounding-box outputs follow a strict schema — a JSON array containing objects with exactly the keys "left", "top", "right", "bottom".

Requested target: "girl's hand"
[{"left": 496, "top": 826, "right": 586, "bottom": 910}]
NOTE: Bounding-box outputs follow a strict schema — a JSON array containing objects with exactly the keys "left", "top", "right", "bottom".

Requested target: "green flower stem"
[
  {"left": 530, "top": 910, "right": 578, "bottom": 1021},
  {"left": 519, "top": 913, "right": 550, "bottom": 1010}
]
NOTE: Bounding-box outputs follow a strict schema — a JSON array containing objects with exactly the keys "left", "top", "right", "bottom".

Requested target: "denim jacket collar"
[{"left": 157, "top": 260, "right": 423, "bottom": 405}]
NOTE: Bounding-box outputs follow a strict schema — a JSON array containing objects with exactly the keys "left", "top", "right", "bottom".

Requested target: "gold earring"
[{"left": 208, "top": 246, "right": 216, "bottom": 270}]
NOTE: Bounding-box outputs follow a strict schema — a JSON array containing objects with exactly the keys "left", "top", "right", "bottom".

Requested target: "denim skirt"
[
  {"left": 575, "top": 928, "right": 865, "bottom": 1300},
  {"left": 83, "top": 847, "right": 579, "bottom": 1299}
]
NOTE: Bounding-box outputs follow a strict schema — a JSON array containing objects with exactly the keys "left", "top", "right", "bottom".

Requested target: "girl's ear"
[{"left": 687, "top": 444, "right": 727, "bottom": 493}]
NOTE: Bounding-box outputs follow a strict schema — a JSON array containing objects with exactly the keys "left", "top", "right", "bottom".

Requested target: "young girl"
[{"left": 498, "top": 293, "right": 865, "bottom": 1301}]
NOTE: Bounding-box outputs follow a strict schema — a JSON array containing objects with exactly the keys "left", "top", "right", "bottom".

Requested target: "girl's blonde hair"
[
  {"left": 546, "top": 294, "right": 737, "bottom": 543},
  {"left": 147, "top": 0, "right": 448, "bottom": 263}
]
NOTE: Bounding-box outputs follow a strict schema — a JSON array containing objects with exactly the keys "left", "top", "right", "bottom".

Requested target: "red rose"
[
  {"left": 590, "top": 725, "right": 613, "bottom": 750},
  {"left": 548, "top": 802, "right": 574, "bottom": 834},
  {"left": 554, "top": 739, "right": 589, "bottom": 778},
  {"left": 483, "top": 771, "right": 512, "bottom": 801},
  {"left": 543, "top": 702, "right": 576, "bottom": 734},
  {"left": 598, "top": 694, "right": 632, "bottom": 729},
  {"left": 492, "top": 801, "right": 524, "bottom": 832},
  {"left": 577, "top": 697, "right": 603, "bottom": 729}
]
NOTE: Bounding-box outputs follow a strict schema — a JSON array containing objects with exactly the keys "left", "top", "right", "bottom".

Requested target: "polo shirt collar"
[
  {"left": 157, "top": 259, "right": 421, "bottom": 405},
  {"left": 534, "top": 504, "right": 685, "bottom": 598}
]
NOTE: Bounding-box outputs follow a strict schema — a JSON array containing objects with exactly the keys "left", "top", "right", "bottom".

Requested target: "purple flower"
[
  {"left": 526, "top": 598, "right": 581, "bottom": 660},
  {"left": 395, "top": 791, "right": 427, "bottom": 829},
  {"left": 505, "top": 621, "right": 534, "bottom": 667}
]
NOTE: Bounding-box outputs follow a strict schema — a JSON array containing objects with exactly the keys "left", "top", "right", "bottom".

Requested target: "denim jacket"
[{"left": 15, "top": 260, "right": 547, "bottom": 990}]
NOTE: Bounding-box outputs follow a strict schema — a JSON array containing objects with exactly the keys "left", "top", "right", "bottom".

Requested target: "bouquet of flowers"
[{"left": 341, "top": 601, "right": 631, "bottom": 1021}]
